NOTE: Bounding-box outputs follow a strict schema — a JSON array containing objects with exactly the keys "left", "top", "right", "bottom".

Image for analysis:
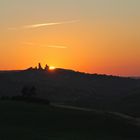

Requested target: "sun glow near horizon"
[{"left": 49, "top": 66, "right": 56, "bottom": 70}]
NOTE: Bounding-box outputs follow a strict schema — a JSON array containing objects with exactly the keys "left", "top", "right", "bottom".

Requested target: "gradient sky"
[{"left": 0, "top": 0, "right": 140, "bottom": 76}]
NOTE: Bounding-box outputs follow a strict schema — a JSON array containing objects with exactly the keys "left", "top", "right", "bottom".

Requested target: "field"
[{"left": 0, "top": 101, "right": 139, "bottom": 140}]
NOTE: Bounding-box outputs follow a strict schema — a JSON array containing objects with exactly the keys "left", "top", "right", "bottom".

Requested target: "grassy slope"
[{"left": 0, "top": 101, "right": 139, "bottom": 140}]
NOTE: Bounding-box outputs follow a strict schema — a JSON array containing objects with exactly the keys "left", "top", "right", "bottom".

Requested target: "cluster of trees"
[
  {"left": 0, "top": 85, "right": 50, "bottom": 105},
  {"left": 27, "top": 63, "right": 49, "bottom": 71}
]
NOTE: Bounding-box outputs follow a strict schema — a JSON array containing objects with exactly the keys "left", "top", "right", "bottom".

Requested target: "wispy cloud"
[
  {"left": 47, "top": 45, "right": 68, "bottom": 49},
  {"left": 22, "top": 42, "right": 68, "bottom": 49},
  {"left": 9, "top": 20, "right": 79, "bottom": 30},
  {"left": 23, "top": 22, "right": 62, "bottom": 29}
]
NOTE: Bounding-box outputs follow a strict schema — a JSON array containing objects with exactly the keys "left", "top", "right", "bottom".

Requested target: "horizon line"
[{"left": 0, "top": 67, "right": 139, "bottom": 78}]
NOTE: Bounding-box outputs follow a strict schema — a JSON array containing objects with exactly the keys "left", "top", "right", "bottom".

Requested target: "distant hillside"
[{"left": 0, "top": 68, "right": 140, "bottom": 117}]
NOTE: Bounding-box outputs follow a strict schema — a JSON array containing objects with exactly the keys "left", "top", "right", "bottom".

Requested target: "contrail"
[
  {"left": 23, "top": 22, "right": 62, "bottom": 29},
  {"left": 9, "top": 20, "right": 79, "bottom": 30},
  {"left": 23, "top": 20, "right": 79, "bottom": 29}
]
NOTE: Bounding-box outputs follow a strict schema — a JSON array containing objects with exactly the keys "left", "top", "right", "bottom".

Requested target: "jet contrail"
[
  {"left": 23, "top": 20, "right": 79, "bottom": 29},
  {"left": 23, "top": 22, "right": 62, "bottom": 29},
  {"left": 9, "top": 20, "right": 79, "bottom": 30}
]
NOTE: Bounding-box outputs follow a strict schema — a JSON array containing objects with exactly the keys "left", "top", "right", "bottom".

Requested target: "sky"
[{"left": 0, "top": 0, "right": 140, "bottom": 76}]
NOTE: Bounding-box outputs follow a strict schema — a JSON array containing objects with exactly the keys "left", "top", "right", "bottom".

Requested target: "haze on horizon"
[{"left": 0, "top": 0, "right": 140, "bottom": 76}]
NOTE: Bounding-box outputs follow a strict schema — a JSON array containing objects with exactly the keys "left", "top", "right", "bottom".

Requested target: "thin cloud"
[
  {"left": 9, "top": 20, "right": 79, "bottom": 30},
  {"left": 22, "top": 42, "right": 68, "bottom": 49},
  {"left": 23, "top": 22, "right": 62, "bottom": 29},
  {"left": 47, "top": 45, "right": 68, "bottom": 49}
]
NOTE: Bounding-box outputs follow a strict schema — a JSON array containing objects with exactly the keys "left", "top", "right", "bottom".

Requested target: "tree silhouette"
[
  {"left": 21, "top": 86, "right": 37, "bottom": 97},
  {"left": 38, "top": 63, "right": 43, "bottom": 70},
  {"left": 44, "top": 64, "right": 49, "bottom": 70}
]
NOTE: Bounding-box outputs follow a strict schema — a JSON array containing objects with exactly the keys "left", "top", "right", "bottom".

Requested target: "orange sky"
[{"left": 0, "top": 0, "right": 140, "bottom": 76}]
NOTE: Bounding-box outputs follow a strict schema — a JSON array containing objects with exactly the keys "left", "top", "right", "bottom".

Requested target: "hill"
[{"left": 0, "top": 68, "right": 140, "bottom": 117}]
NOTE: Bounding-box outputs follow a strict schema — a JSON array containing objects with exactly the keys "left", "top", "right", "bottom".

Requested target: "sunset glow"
[
  {"left": 0, "top": 0, "right": 140, "bottom": 76},
  {"left": 49, "top": 66, "right": 56, "bottom": 70}
]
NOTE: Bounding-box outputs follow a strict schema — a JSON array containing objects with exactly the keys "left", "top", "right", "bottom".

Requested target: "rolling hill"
[{"left": 0, "top": 68, "right": 140, "bottom": 117}]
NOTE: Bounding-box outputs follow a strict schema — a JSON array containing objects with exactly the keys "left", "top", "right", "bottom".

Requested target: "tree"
[
  {"left": 38, "top": 63, "right": 43, "bottom": 70},
  {"left": 21, "top": 86, "right": 37, "bottom": 97},
  {"left": 44, "top": 64, "right": 49, "bottom": 70}
]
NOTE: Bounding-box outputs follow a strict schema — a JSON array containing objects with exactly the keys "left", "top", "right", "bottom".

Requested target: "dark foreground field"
[{"left": 0, "top": 101, "right": 140, "bottom": 140}]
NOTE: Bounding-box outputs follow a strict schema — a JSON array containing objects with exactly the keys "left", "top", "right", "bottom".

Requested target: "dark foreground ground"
[{"left": 0, "top": 101, "right": 140, "bottom": 140}]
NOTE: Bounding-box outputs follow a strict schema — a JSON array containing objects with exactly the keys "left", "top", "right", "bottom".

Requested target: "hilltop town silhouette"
[{"left": 27, "top": 63, "right": 49, "bottom": 71}]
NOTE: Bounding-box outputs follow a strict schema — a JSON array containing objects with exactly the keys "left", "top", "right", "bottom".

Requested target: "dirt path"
[{"left": 51, "top": 103, "right": 140, "bottom": 125}]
